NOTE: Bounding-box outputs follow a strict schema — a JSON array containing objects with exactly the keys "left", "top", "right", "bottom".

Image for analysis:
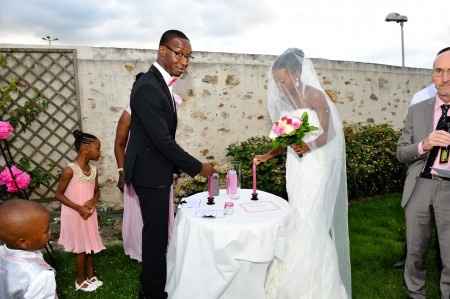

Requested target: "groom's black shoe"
[
  {"left": 138, "top": 290, "right": 146, "bottom": 299},
  {"left": 138, "top": 289, "right": 151, "bottom": 299},
  {"left": 138, "top": 290, "right": 168, "bottom": 299}
]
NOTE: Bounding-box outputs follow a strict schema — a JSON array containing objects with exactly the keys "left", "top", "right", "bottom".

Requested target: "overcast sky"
[{"left": 1, "top": 0, "right": 449, "bottom": 68}]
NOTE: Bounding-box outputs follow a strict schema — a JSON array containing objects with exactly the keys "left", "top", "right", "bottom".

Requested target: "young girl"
[{"left": 55, "top": 130, "right": 105, "bottom": 292}]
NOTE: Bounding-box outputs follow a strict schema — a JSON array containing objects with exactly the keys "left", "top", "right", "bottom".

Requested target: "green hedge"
[
  {"left": 176, "top": 124, "right": 407, "bottom": 201},
  {"left": 226, "top": 137, "right": 287, "bottom": 199},
  {"left": 344, "top": 124, "right": 406, "bottom": 199}
]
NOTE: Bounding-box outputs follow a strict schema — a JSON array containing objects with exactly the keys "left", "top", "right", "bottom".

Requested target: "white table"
[{"left": 166, "top": 189, "right": 292, "bottom": 299}]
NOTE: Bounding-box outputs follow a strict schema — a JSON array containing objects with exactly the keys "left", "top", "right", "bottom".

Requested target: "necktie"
[
  {"left": 421, "top": 104, "right": 450, "bottom": 177},
  {"left": 168, "top": 77, "right": 177, "bottom": 112}
]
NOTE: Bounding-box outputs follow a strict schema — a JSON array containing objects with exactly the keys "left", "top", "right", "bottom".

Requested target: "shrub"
[
  {"left": 344, "top": 123, "right": 406, "bottom": 199},
  {"left": 226, "top": 136, "right": 287, "bottom": 199},
  {"left": 175, "top": 124, "right": 406, "bottom": 201},
  {"left": 175, "top": 137, "right": 287, "bottom": 200}
]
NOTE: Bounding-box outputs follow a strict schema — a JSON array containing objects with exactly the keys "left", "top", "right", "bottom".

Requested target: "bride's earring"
[{"left": 295, "top": 78, "right": 300, "bottom": 88}]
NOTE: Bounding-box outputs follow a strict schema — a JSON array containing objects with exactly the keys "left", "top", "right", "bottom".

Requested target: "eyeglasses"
[
  {"left": 163, "top": 45, "right": 194, "bottom": 61},
  {"left": 432, "top": 68, "right": 450, "bottom": 77}
]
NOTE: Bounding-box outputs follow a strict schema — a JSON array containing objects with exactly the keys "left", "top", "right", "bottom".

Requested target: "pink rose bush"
[
  {"left": 0, "top": 165, "right": 31, "bottom": 192},
  {"left": 0, "top": 121, "right": 14, "bottom": 140}
]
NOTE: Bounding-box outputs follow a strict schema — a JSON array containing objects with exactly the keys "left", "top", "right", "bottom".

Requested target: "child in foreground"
[{"left": 0, "top": 199, "right": 56, "bottom": 299}]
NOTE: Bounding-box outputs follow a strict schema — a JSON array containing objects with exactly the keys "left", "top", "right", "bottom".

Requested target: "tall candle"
[
  {"left": 208, "top": 175, "right": 212, "bottom": 197},
  {"left": 252, "top": 160, "right": 257, "bottom": 193}
]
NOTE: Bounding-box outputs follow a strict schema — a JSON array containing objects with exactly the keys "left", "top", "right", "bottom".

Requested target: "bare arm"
[
  {"left": 55, "top": 167, "right": 92, "bottom": 219},
  {"left": 254, "top": 147, "right": 284, "bottom": 165},
  {"left": 114, "top": 111, "right": 131, "bottom": 169},
  {"left": 114, "top": 111, "right": 131, "bottom": 191},
  {"left": 292, "top": 88, "right": 333, "bottom": 155},
  {"left": 85, "top": 172, "right": 100, "bottom": 210},
  {"left": 308, "top": 88, "right": 332, "bottom": 148}
]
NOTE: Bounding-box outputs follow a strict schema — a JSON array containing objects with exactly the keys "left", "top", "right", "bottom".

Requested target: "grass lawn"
[
  {"left": 52, "top": 194, "right": 441, "bottom": 298},
  {"left": 349, "top": 194, "right": 439, "bottom": 298}
]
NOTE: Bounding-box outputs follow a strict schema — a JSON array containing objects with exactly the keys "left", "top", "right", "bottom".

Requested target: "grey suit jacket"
[{"left": 397, "top": 97, "right": 435, "bottom": 207}]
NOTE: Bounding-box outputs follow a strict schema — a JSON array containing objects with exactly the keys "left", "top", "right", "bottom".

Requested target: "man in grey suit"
[{"left": 397, "top": 47, "right": 450, "bottom": 299}]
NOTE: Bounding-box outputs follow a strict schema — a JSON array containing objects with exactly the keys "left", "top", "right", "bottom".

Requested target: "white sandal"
[
  {"left": 88, "top": 276, "right": 103, "bottom": 288},
  {"left": 75, "top": 279, "right": 97, "bottom": 292}
]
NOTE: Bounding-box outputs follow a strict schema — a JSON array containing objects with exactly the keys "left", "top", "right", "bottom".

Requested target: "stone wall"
[{"left": 1, "top": 45, "right": 432, "bottom": 206}]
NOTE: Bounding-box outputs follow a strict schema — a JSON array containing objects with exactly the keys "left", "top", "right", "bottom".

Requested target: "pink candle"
[
  {"left": 208, "top": 175, "right": 212, "bottom": 197},
  {"left": 252, "top": 160, "right": 257, "bottom": 193}
]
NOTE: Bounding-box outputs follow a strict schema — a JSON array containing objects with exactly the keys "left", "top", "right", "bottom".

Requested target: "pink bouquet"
[
  {"left": 269, "top": 111, "right": 317, "bottom": 149},
  {"left": 0, "top": 121, "right": 14, "bottom": 140},
  {"left": 0, "top": 165, "right": 31, "bottom": 192}
]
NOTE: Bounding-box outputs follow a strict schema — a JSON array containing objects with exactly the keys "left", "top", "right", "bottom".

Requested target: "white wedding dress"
[{"left": 265, "top": 108, "right": 350, "bottom": 299}]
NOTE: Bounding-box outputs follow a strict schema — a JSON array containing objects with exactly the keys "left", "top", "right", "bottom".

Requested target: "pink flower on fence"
[
  {"left": 0, "top": 165, "right": 31, "bottom": 192},
  {"left": 0, "top": 121, "right": 14, "bottom": 140}
]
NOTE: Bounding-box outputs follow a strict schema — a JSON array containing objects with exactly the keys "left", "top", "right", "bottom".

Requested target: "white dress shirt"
[
  {"left": 153, "top": 62, "right": 175, "bottom": 95},
  {"left": 153, "top": 62, "right": 177, "bottom": 111},
  {"left": 0, "top": 245, "right": 57, "bottom": 299}
]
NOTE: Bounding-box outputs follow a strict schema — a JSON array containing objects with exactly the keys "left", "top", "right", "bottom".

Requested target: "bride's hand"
[
  {"left": 292, "top": 143, "right": 310, "bottom": 156},
  {"left": 253, "top": 154, "right": 270, "bottom": 166}
]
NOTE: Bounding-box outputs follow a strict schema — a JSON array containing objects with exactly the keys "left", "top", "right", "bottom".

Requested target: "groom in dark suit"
[{"left": 125, "top": 30, "right": 216, "bottom": 299}]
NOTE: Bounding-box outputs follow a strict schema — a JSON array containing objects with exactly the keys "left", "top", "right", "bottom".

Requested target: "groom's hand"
[{"left": 199, "top": 163, "right": 216, "bottom": 177}]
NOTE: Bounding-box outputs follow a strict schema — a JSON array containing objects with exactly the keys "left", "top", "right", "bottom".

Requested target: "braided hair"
[{"left": 73, "top": 130, "right": 97, "bottom": 152}]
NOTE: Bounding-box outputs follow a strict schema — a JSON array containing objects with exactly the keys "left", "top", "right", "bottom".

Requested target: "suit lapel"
[
  {"left": 423, "top": 97, "right": 435, "bottom": 134},
  {"left": 150, "top": 65, "right": 176, "bottom": 113}
]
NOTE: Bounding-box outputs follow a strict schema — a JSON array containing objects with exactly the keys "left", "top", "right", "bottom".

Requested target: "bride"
[{"left": 254, "top": 48, "right": 351, "bottom": 299}]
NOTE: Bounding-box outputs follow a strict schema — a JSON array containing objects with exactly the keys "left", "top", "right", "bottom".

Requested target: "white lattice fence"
[{"left": 0, "top": 48, "right": 82, "bottom": 201}]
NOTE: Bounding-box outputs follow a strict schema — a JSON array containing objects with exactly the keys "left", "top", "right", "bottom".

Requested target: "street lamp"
[
  {"left": 42, "top": 35, "right": 59, "bottom": 46},
  {"left": 385, "top": 12, "right": 408, "bottom": 67}
]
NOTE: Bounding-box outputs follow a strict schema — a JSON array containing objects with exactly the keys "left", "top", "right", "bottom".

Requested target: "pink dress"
[
  {"left": 122, "top": 184, "right": 175, "bottom": 262},
  {"left": 58, "top": 162, "right": 105, "bottom": 254},
  {"left": 122, "top": 184, "right": 142, "bottom": 261},
  {"left": 122, "top": 107, "right": 175, "bottom": 262}
]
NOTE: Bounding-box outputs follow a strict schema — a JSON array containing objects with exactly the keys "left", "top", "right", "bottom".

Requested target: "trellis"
[{"left": 0, "top": 48, "right": 82, "bottom": 201}]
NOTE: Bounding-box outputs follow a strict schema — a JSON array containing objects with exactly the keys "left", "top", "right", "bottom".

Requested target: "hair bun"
[
  {"left": 292, "top": 48, "right": 304, "bottom": 59},
  {"left": 73, "top": 130, "right": 83, "bottom": 139}
]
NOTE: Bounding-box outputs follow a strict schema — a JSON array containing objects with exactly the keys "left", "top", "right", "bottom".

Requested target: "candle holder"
[
  {"left": 251, "top": 192, "right": 259, "bottom": 201},
  {"left": 207, "top": 196, "right": 215, "bottom": 205}
]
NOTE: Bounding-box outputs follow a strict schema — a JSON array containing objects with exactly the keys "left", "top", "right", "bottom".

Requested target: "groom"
[{"left": 125, "top": 30, "right": 216, "bottom": 299}]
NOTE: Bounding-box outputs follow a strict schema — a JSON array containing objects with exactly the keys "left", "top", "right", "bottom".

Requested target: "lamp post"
[
  {"left": 385, "top": 12, "right": 408, "bottom": 67},
  {"left": 41, "top": 35, "right": 59, "bottom": 46}
]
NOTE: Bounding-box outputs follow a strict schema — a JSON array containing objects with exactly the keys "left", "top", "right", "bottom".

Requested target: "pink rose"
[
  {"left": 275, "top": 126, "right": 285, "bottom": 135},
  {"left": 292, "top": 119, "right": 302, "bottom": 129},
  {"left": 286, "top": 118, "right": 293, "bottom": 125},
  {"left": 0, "top": 121, "right": 14, "bottom": 140},
  {"left": 0, "top": 165, "right": 31, "bottom": 192}
]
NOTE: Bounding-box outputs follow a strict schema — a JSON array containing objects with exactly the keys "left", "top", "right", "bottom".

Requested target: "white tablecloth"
[{"left": 166, "top": 189, "right": 292, "bottom": 299}]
